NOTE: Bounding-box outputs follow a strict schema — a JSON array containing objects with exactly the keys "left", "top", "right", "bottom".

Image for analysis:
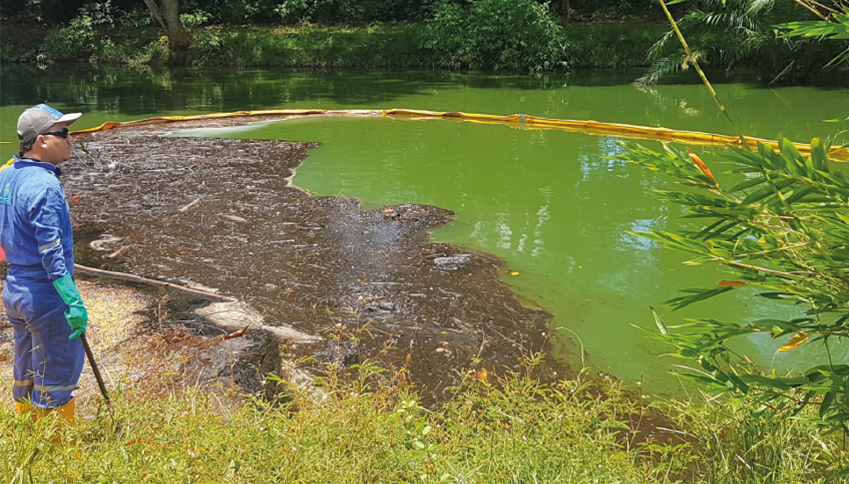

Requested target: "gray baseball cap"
[{"left": 17, "top": 104, "right": 82, "bottom": 144}]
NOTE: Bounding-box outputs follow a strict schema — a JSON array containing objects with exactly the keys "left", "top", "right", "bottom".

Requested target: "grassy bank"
[
  {"left": 2, "top": 361, "right": 843, "bottom": 483},
  {"left": 0, "top": 21, "right": 668, "bottom": 70}
]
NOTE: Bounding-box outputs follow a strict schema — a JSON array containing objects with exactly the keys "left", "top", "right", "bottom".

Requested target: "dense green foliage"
[
  {"left": 2, "top": 361, "right": 845, "bottom": 483},
  {"left": 8, "top": 0, "right": 846, "bottom": 76},
  {"left": 189, "top": 24, "right": 426, "bottom": 68},
  {"left": 777, "top": 7, "right": 849, "bottom": 67},
  {"left": 621, "top": 139, "right": 849, "bottom": 469},
  {"left": 640, "top": 0, "right": 849, "bottom": 84},
  {"left": 423, "top": 0, "right": 566, "bottom": 71},
  {"left": 6, "top": 0, "right": 847, "bottom": 76},
  {"left": 28, "top": 21, "right": 429, "bottom": 68},
  {"left": 1, "top": 14, "right": 664, "bottom": 70},
  {"left": 274, "top": 0, "right": 427, "bottom": 25},
  {"left": 563, "top": 23, "right": 669, "bottom": 68},
  {"left": 2, "top": 0, "right": 671, "bottom": 69},
  {"left": 40, "top": 3, "right": 161, "bottom": 64},
  {"left": 3, "top": 0, "right": 663, "bottom": 26}
]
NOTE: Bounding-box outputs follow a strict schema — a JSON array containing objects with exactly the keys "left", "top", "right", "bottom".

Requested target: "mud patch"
[{"left": 62, "top": 117, "right": 563, "bottom": 401}]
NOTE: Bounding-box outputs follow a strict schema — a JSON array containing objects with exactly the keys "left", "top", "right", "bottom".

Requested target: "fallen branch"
[
  {"left": 107, "top": 246, "right": 132, "bottom": 259},
  {"left": 219, "top": 213, "right": 247, "bottom": 222},
  {"left": 74, "top": 263, "right": 237, "bottom": 302},
  {"left": 178, "top": 197, "right": 201, "bottom": 213}
]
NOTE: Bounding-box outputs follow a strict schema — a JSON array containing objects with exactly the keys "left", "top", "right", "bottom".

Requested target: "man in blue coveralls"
[{"left": 1, "top": 104, "right": 88, "bottom": 423}]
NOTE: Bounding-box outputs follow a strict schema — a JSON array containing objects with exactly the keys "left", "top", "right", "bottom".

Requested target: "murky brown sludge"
[{"left": 64, "top": 117, "right": 563, "bottom": 401}]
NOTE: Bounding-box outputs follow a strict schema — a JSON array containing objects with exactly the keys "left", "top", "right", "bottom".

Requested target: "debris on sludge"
[{"left": 46, "top": 116, "right": 564, "bottom": 402}]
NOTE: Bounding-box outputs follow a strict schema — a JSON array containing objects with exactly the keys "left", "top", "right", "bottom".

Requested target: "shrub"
[
  {"left": 39, "top": 1, "right": 159, "bottom": 64},
  {"left": 422, "top": 0, "right": 567, "bottom": 72},
  {"left": 274, "top": 0, "right": 427, "bottom": 25},
  {"left": 180, "top": 10, "right": 213, "bottom": 28},
  {"left": 40, "top": 2, "right": 112, "bottom": 61},
  {"left": 0, "top": 26, "right": 42, "bottom": 63}
]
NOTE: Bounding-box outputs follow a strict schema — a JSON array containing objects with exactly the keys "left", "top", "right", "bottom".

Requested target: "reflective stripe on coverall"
[{"left": 0, "top": 156, "right": 83, "bottom": 409}]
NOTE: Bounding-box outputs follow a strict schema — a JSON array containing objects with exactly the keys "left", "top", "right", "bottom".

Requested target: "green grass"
[{"left": 2, "top": 359, "right": 844, "bottom": 483}]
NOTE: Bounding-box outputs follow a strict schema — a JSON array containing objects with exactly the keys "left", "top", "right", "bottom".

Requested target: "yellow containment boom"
[{"left": 15, "top": 108, "right": 849, "bottom": 161}]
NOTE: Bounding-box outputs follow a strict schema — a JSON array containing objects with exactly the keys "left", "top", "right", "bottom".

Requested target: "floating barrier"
[{"left": 8, "top": 108, "right": 849, "bottom": 162}]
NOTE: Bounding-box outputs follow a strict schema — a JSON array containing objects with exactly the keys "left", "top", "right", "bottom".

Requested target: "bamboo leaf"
[
  {"left": 625, "top": 136, "right": 849, "bottom": 442},
  {"left": 694, "top": 219, "right": 727, "bottom": 239},
  {"left": 737, "top": 374, "right": 793, "bottom": 391},
  {"left": 740, "top": 184, "right": 776, "bottom": 205},
  {"left": 717, "top": 369, "right": 749, "bottom": 394},
  {"left": 651, "top": 307, "right": 668, "bottom": 335},
  {"left": 757, "top": 143, "right": 782, "bottom": 170},
  {"left": 688, "top": 149, "right": 717, "bottom": 186},
  {"left": 783, "top": 186, "right": 816, "bottom": 205},
  {"left": 779, "top": 137, "right": 806, "bottom": 176},
  {"left": 820, "top": 392, "right": 836, "bottom": 419},
  {"left": 701, "top": 220, "right": 740, "bottom": 240},
  {"left": 777, "top": 331, "right": 809, "bottom": 352},
  {"left": 810, "top": 138, "right": 827, "bottom": 172},
  {"left": 664, "top": 286, "right": 734, "bottom": 311},
  {"left": 728, "top": 176, "right": 767, "bottom": 193}
]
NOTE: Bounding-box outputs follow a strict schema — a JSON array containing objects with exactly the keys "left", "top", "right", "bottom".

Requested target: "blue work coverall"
[{"left": 0, "top": 156, "right": 83, "bottom": 409}]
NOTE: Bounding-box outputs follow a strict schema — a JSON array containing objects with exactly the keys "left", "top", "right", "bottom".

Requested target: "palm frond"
[
  {"left": 635, "top": 54, "right": 687, "bottom": 85},
  {"left": 640, "top": 0, "right": 833, "bottom": 83}
]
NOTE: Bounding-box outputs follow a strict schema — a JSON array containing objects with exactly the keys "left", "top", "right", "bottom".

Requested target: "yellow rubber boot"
[
  {"left": 15, "top": 400, "right": 33, "bottom": 416},
  {"left": 16, "top": 398, "right": 75, "bottom": 425},
  {"left": 52, "top": 398, "right": 75, "bottom": 426},
  {"left": 15, "top": 399, "right": 77, "bottom": 449},
  {"left": 34, "top": 398, "right": 75, "bottom": 425}
]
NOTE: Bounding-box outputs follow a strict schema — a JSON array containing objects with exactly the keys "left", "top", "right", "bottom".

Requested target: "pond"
[{"left": 2, "top": 65, "right": 848, "bottom": 393}]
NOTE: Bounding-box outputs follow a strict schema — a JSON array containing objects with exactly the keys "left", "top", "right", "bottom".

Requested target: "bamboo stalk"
[
  {"left": 793, "top": 0, "right": 828, "bottom": 19},
  {"left": 657, "top": 0, "right": 747, "bottom": 145}
]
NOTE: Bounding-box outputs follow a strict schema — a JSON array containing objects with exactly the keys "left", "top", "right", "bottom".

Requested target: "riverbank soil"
[
  {"left": 58, "top": 116, "right": 559, "bottom": 401},
  {"left": 0, "top": 279, "right": 281, "bottom": 412}
]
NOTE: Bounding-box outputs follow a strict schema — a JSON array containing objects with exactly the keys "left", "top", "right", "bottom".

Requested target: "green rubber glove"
[{"left": 53, "top": 273, "right": 88, "bottom": 339}]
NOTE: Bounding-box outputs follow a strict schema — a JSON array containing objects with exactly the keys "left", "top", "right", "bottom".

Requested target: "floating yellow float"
[{"left": 7, "top": 108, "right": 849, "bottom": 163}]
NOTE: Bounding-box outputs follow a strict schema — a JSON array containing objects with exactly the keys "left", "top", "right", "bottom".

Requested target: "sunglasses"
[{"left": 40, "top": 128, "right": 70, "bottom": 139}]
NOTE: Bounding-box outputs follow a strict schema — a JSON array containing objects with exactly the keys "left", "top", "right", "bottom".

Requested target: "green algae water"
[
  {"left": 2, "top": 66, "right": 848, "bottom": 392},
  {"left": 207, "top": 116, "right": 847, "bottom": 391}
]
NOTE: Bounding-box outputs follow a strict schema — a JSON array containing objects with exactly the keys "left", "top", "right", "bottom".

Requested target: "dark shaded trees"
[{"left": 142, "top": 0, "right": 193, "bottom": 51}]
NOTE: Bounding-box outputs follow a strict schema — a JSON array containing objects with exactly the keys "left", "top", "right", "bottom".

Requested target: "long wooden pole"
[{"left": 80, "top": 333, "right": 110, "bottom": 403}]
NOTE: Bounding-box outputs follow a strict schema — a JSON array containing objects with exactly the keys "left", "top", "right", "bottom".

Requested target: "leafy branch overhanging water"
[
  {"left": 620, "top": 0, "right": 849, "bottom": 475},
  {"left": 620, "top": 138, "right": 849, "bottom": 468}
]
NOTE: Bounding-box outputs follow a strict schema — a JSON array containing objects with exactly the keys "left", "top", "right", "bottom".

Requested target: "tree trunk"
[{"left": 142, "top": 0, "right": 193, "bottom": 51}]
